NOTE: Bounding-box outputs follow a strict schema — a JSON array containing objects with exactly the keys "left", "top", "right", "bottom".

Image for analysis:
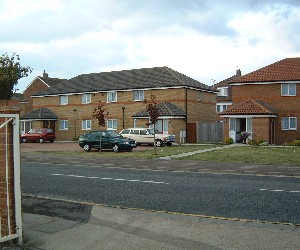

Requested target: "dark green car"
[{"left": 78, "top": 130, "right": 137, "bottom": 152}]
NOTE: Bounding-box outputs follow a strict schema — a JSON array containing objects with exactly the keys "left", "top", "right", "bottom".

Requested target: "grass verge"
[{"left": 178, "top": 146, "right": 300, "bottom": 165}]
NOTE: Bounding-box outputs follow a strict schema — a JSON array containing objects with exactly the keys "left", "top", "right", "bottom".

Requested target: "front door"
[{"left": 229, "top": 118, "right": 252, "bottom": 143}]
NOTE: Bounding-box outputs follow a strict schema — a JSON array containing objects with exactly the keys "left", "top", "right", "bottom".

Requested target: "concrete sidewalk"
[
  {"left": 5, "top": 205, "right": 298, "bottom": 250},
  {"left": 159, "top": 143, "right": 242, "bottom": 160}
]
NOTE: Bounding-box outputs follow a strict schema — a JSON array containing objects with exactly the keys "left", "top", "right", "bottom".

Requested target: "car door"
[
  {"left": 140, "top": 129, "right": 153, "bottom": 144},
  {"left": 90, "top": 132, "right": 101, "bottom": 148},
  {"left": 127, "top": 129, "right": 139, "bottom": 142},
  {"left": 27, "top": 128, "right": 41, "bottom": 141},
  {"left": 100, "top": 132, "right": 111, "bottom": 149}
]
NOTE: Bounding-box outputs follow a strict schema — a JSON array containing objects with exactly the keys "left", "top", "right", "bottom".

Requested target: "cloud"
[{"left": 1, "top": 0, "right": 300, "bottom": 92}]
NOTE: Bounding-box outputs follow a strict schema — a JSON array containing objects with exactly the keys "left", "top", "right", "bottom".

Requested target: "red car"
[{"left": 21, "top": 128, "right": 56, "bottom": 143}]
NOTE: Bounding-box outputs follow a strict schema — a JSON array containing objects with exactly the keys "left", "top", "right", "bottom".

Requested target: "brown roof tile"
[
  {"left": 220, "top": 99, "right": 277, "bottom": 116},
  {"left": 230, "top": 57, "right": 300, "bottom": 83}
]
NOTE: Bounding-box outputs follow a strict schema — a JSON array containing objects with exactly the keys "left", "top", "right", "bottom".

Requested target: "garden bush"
[
  {"left": 290, "top": 139, "right": 300, "bottom": 146},
  {"left": 224, "top": 137, "right": 233, "bottom": 145}
]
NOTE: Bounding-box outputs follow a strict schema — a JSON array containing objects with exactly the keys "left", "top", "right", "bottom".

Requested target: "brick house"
[
  {"left": 19, "top": 71, "right": 66, "bottom": 134},
  {"left": 220, "top": 58, "right": 300, "bottom": 144},
  {"left": 28, "top": 67, "right": 217, "bottom": 142},
  {"left": 213, "top": 69, "right": 241, "bottom": 116}
]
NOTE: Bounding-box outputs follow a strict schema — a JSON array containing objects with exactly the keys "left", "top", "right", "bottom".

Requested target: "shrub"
[
  {"left": 224, "top": 137, "right": 233, "bottom": 145},
  {"left": 290, "top": 139, "right": 300, "bottom": 146},
  {"left": 248, "top": 140, "right": 257, "bottom": 145}
]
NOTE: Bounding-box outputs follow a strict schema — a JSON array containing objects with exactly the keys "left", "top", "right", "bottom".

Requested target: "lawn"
[
  {"left": 179, "top": 146, "right": 300, "bottom": 165},
  {"left": 48, "top": 144, "right": 219, "bottom": 159},
  {"left": 42, "top": 144, "right": 300, "bottom": 165}
]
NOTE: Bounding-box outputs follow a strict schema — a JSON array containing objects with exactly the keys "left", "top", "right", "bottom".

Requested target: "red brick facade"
[
  {"left": 221, "top": 58, "right": 300, "bottom": 145},
  {"left": 231, "top": 84, "right": 299, "bottom": 144},
  {"left": 0, "top": 100, "right": 20, "bottom": 237},
  {"left": 31, "top": 88, "right": 217, "bottom": 142}
]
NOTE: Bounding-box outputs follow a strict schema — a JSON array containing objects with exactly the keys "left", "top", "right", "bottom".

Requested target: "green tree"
[
  {"left": 144, "top": 94, "right": 161, "bottom": 154},
  {"left": 0, "top": 52, "right": 32, "bottom": 100}
]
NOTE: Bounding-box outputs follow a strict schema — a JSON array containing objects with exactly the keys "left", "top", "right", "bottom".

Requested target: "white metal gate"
[{"left": 0, "top": 114, "right": 22, "bottom": 244}]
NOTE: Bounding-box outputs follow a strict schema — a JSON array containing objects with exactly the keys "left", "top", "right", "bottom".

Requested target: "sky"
[{"left": 1, "top": 0, "right": 300, "bottom": 93}]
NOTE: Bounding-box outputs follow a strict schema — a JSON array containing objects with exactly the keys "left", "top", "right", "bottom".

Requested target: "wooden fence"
[{"left": 197, "top": 122, "right": 224, "bottom": 143}]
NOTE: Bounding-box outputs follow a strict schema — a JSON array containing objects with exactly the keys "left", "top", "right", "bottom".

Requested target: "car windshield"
[
  {"left": 28, "top": 128, "right": 42, "bottom": 134},
  {"left": 107, "top": 130, "right": 122, "bottom": 138}
]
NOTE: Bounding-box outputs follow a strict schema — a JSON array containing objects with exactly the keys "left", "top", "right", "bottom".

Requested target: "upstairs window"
[
  {"left": 60, "top": 95, "right": 68, "bottom": 105},
  {"left": 134, "top": 90, "right": 144, "bottom": 101},
  {"left": 217, "top": 87, "right": 228, "bottom": 97},
  {"left": 282, "top": 117, "right": 297, "bottom": 130},
  {"left": 216, "top": 104, "right": 228, "bottom": 113},
  {"left": 107, "top": 92, "right": 117, "bottom": 103},
  {"left": 82, "top": 94, "right": 91, "bottom": 104},
  {"left": 281, "top": 83, "right": 296, "bottom": 96}
]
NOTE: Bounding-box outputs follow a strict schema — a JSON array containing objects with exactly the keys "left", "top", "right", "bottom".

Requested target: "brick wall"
[
  {"left": 22, "top": 78, "right": 48, "bottom": 116},
  {"left": 32, "top": 88, "right": 217, "bottom": 142},
  {"left": 0, "top": 100, "right": 20, "bottom": 237},
  {"left": 232, "top": 84, "right": 300, "bottom": 144}
]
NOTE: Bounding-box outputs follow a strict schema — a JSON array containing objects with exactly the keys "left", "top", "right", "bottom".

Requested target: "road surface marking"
[
  {"left": 51, "top": 173, "right": 168, "bottom": 184},
  {"left": 260, "top": 188, "right": 300, "bottom": 193}
]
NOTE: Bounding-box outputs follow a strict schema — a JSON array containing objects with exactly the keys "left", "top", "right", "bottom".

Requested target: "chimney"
[
  {"left": 236, "top": 69, "right": 241, "bottom": 76},
  {"left": 43, "top": 70, "right": 48, "bottom": 78}
]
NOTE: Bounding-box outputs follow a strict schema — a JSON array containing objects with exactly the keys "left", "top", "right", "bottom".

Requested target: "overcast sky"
[{"left": 1, "top": 0, "right": 300, "bottom": 92}]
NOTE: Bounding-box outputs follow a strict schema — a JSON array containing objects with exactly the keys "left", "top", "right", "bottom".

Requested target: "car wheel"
[
  {"left": 126, "top": 148, "right": 133, "bottom": 152},
  {"left": 112, "top": 144, "right": 119, "bottom": 152},
  {"left": 39, "top": 138, "right": 44, "bottom": 143},
  {"left": 155, "top": 140, "right": 162, "bottom": 147},
  {"left": 22, "top": 138, "right": 27, "bottom": 143},
  {"left": 83, "top": 144, "right": 91, "bottom": 152},
  {"left": 50, "top": 140, "right": 54, "bottom": 143}
]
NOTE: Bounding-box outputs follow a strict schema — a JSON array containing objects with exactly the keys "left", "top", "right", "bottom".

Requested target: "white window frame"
[
  {"left": 134, "top": 90, "right": 144, "bottom": 101},
  {"left": 217, "top": 87, "right": 228, "bottom": 97},
  {"left": 82, "top": 94, "right": 91, "bottom": 104},
  {"left": 216, "top": 104, "right": 228, "bottom": 113},
  {"left": 281, "top": 83, "right": 296, "bottom": 96},
  {"left": 59, "top": 120, "right": 68, "bottom": 130},
  {"left": 107, "top": 119, "right": 117, "bottom": 130},
  {"left": 282, "top": 117, "right": 297, "bottom": 130},
  {"left": 60, "top": 95, "right": 68, "bottom": 105},
  {"left": 107, "top": 91, "right": 117, "bottom": 103},
  {"left": 82, "top": 120, "right": 91, "bottom": 130}
]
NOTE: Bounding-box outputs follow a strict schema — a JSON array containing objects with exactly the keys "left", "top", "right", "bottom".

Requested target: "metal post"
[{"left": 122, "top": 107, "right": 125, "bottom": 129}]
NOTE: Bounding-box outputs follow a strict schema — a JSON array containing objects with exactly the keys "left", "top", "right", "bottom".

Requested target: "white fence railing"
[{"left": 0, "top": 114, "right": 22, "bottom": 244}]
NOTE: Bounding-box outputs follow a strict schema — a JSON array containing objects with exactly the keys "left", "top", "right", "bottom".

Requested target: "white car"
[{"left": 119, "top": 128, "right": 175, "bottom": 147}]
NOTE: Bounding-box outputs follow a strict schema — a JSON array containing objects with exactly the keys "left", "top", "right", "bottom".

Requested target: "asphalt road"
[{"left": 21, "top": 161, "right": 300, "bottom": 225}]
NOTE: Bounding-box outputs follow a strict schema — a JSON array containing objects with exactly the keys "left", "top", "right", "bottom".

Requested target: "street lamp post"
[
  {"left": 73, "top": 109, "right": 77, "bottom": 138},
  {"left": 122, "top": 107, "right": 125, "bottom": 129}
]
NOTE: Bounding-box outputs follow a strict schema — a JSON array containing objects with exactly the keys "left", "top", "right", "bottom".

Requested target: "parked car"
[
  {"left": 119, "top": 128, "right": 175, "bottom": 146},
  {"left": 21, "top": 128, "right": 56, "bottom": 143},
  {"left": 78, "top": 130, "right": 137, "bottom": 152}
]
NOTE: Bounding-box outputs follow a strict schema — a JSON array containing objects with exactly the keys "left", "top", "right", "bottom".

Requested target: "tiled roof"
[
  {"left": 133, "top": 102, "right": 186, "bottom": 117},
  {"left": 11, "top": 93, "right": 25, "bottom": 101},
  {"left": 220, "top": 99, "right": 277, "bottom": 116},
  {"left": 213, "top": 69, "right": 242, "bottom": 88},
  {"left": 39, "top": 76, "right": 67, "bottom": 87},
  {"left": 32, "top": 67, "right": 212, "bottom": 96},
  {"left": 20, "top": 108, "right": 58, "bottom": 120},
  {"left": 230, "top": 57, "right": 300, "bottom": 83}
]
